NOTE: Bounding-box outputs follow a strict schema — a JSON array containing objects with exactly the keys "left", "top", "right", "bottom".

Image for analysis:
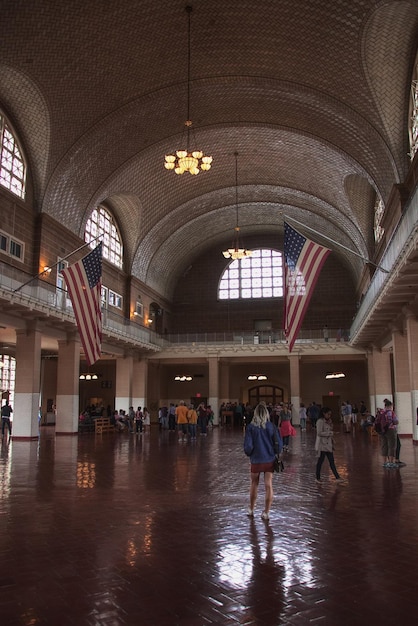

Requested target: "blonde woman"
[{"left": 244, "top": 402, "right": 282, "bottom": 520}]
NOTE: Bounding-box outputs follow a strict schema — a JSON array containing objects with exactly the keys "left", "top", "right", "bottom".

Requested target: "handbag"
[{"left": 273, "top": 455, "right": 284, "bottom": 473}]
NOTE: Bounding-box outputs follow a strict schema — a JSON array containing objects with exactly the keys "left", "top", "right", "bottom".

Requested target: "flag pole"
[
  {"left": 284, "top": 215, "right": 389, "bottom": 273},
  {"left": 13, "top": 235, "right": 103, "bottom": 293}
]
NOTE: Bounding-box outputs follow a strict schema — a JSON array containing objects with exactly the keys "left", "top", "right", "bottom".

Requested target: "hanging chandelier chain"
[
  {"left": 222, "top": 151, "right": 252, "bottom": 260},
  {"left": 186, "top": 5, "right": 192, "bottom": 123},
  {"left": 163, "top": 4, "right": 213, "bottom": 175}
]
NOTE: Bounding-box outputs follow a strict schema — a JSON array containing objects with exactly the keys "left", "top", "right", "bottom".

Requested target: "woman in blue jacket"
[{"left": 244, "top": 402, "right": 282, "bottom": 520}]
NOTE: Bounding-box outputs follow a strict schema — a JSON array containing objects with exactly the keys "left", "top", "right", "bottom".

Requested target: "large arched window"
[
  {"left": 409, "top": 56, "right": 418, "bottom": 160},
  {"left": 0, "top": 113, "right": 26, "bottom": 199},
  {"left": 218, "top": 249, "right": 283, "bottom": 300},
  {"left": 85, "top": 205, "right": 123, "bottom": 269}
]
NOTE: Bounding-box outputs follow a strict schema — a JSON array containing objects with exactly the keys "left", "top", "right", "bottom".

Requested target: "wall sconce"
[
  {"left": 248, "top": 375, "right": 268, "bottom": 381},
  {"left": 42, "top": 266, "right": 52, "bottom": 276},
  {"left": 174, "top": 375, "right": 193, "bottom": 382}
]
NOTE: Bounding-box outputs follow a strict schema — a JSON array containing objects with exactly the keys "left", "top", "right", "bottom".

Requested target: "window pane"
[
  {"left": 218, "top": 249, "right": 283, "bottom": 301},
  {"left": 85, "top": 205, "right": 123, "bottom": 269}
]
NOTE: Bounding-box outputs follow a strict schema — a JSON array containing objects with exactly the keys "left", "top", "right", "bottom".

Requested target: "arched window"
[
  {"left": 409, "top": 57, "right": 418, "bottom": 160},
  {"left": 85, "top": 205, "right": 123, "bottom": 269},
  {"left": 374, "top": 197, "right": 384, "bottom": 243},
  {"left": 218, "top": 249, "right": 283, "bottom": 300},
  {"left": 0, "top": 113, "right": 26, "bottom": 199}
]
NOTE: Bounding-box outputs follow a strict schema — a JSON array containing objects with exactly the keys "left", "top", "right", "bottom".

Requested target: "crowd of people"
[
  {"left": 243, "top": 396, "right": 406, "bottom": 519},
  {"left": 78, "top": 396, "right": 405, "bottom": 478}
]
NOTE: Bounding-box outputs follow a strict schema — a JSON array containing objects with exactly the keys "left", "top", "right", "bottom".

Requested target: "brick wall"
[{"left": 170, "top": 237, "right": 357, "bottom": 334}]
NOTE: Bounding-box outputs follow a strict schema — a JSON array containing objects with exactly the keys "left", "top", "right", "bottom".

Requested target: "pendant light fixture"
[{"left": 222, "top": 152, "right": 252, "bottom": 260}]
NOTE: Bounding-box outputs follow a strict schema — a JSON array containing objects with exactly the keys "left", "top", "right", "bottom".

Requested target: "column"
[
  {"left": 132, "top": 358, "right": 148, "bottom": 411},
  {"left": 371, "top": 348, "right": 392, "bottom": 410},
  {"left": 405, "top": 313, "right": 418, "bottom": 442},
  {"left": 392, "top": 327, "right": 411, "bottom": 436},
  {"left": 13, "top": 324, "right": 42, "bottom": 439},
  {"left": 208, "top": 357, "right": 219, "bottom": 426},
  {"left": 366, "top": 350, "right": 376, "bottom": 416},
  {"left": 288, "top": 354, "right": 301, "bottom": 424},
  {"left": 115, "top": 355, "right": 134, "bottom": 412},
  {"left": 55, "top": 335, "right": 80, "bottom": 434}
]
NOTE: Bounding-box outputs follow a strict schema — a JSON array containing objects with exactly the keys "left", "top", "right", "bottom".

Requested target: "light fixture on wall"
[
  {"left": 248, "top": 374, "right": 267, "bottom": 381},
  {"left": 325, "top": 372, "right": 345, "bottom": 379},
  {"left": 174, "top": 375, "right": 193, "bottom": 382},
  {"left": 164, "top": 5, "right": 212, "bottom": 175},
  {"left": 222, "top": 152, "right": 252, "bottom": 260}
]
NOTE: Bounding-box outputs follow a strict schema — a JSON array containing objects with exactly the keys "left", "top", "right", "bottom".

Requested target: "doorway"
[
  {"left": 322, "top": 395, "right": 341, "bottom": 422},
  {"left": 249, "top": 385, "right": 284, "bottom": 406}
]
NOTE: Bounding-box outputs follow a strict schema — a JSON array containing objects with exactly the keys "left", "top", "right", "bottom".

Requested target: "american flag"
[
  {"left": 62, "top": 243, "right": 103, "bottom": 365},
  {"left": 283, "top": 222, "right": 331, "bottom": 352}
]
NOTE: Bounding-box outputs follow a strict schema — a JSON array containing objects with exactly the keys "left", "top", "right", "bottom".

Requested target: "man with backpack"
[{"left": 375, "top": 399, "right": 398, "bottom": 468}]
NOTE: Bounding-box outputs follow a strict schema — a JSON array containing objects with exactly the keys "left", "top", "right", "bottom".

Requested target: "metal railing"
[{"left": 0, "top": 265, "right": 350, "bottom": 350}]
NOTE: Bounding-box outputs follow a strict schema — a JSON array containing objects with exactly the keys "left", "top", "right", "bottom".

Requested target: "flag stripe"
[
  {"left": 62, "top": 244, "right": 102, "bottom": 366},
  {"left": 283, "top": 223, "right": 331, "bottom": 352}
]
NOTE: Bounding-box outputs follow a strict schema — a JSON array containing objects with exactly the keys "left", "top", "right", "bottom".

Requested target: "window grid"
[
  {"left": 374, "top": 197, "right": 385, "bottom": 243},
  {"left": 218, "top": 249, "right": 283, "bottom": 300},
  {"left": 1, "top": 355, "right": 16, "bottom": 410},
  {"left": 85, "top": 206, "right": 123, "bottom": 269},
  {"left": 0, "top": 229, "right": 25, "bottom": 262},
  {"left": 0, "top": 116, "right": 26, "bottom": 199},
  {"left": 410, "top": 76, "right": 418, "bottom": 160}
]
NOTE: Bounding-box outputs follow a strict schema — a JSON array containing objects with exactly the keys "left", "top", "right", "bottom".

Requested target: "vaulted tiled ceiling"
[{"left": 1, "top": 0, "right": 417, "bottom": 300}]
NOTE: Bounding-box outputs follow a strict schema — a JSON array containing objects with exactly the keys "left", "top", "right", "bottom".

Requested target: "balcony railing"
[
  {"left": 0, "top": 267, "right": 163, "bottom": 350},
  {"left": 0, "top": 264, "right": 352, "bottom": 350}
]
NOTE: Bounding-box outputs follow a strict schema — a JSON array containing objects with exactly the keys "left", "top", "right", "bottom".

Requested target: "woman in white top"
[{"left": 143, "top": 407, "right": 151, "bottom": 434}]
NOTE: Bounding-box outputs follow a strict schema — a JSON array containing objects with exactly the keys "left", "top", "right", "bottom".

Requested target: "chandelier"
[
  {"left": 164, "top": 5, "right": 212, "bottom": 175},
  {"left": 222, "top": 152, "right": 252, "bottom": 260}
]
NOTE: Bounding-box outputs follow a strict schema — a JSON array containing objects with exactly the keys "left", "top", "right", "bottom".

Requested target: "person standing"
[
  {"left": 168, "top": 403, "right": 176, "bottom": 431},
  {"left": 342, "top": 400, "right": 352, "bottom": 433},
  {"left": 176, "top": 400, "right": 189, "bottom": 442},
  {"left": 244, "top": 401, "right": 283, "bottom": 520},
  {"left": 197, "top": 402, "right": 208, "bottom": 435},
  {"left": 377, "top": 399, "right": 398, "bottom": 468},
  {"left": 187, "top": 404, "right": 198, "bottom": 441},
  {"left": 299, "top": 403, "right": 307, "bottom": 431},
  {"left": 1, "top": 400, "right": 13, "bottom": 438},
  {"left": 315, "top": 407, "right": 345, "bottom": 484},
  {"left": 135, "top": 406, "right": 143, "bottom": 434},
  {"left": 308, "top": 402, "right": 319, "bottom": 428},
  {"left": 143, "top": 407, "right": 151, "bottom": 434},
  {"left": 278, "top": 403, "right": 293, "bottom": 451}
]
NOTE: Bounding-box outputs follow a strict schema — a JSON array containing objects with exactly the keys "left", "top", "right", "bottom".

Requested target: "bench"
[{"left": 94, "top": 417, "right": 115, "bottom": 434}]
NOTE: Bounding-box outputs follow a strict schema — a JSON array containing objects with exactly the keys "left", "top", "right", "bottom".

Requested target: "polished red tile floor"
[{"left": 1, "top": 424, "right": 418, "bottom": 625}]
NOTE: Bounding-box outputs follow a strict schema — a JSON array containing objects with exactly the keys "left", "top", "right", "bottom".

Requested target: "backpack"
[{"left": 374, "top": 409, "right": 389, "bottom": 434}]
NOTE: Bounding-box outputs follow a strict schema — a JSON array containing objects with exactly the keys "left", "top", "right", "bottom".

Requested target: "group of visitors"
[
  {"left": 243, "top": 396, "right": 406, "bottom": 520},
  {"left": 174, "top": 400, "right": 214, "bottom": 442}
]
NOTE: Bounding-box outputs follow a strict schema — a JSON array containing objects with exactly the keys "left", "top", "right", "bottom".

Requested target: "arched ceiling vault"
[{"left": 1, "top": 0, "right": 417, "bottom": 300}]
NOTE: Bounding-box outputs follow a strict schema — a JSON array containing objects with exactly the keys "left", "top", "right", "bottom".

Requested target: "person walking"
[
  {"left": 1, "top": 400, "right": 13, "bottom": 438},
  {"left": 315, "top": 406, "right": 345, "bottom": 484},
  {"left": 244, "top": 401, "right": 283, "bottom": 520}
]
